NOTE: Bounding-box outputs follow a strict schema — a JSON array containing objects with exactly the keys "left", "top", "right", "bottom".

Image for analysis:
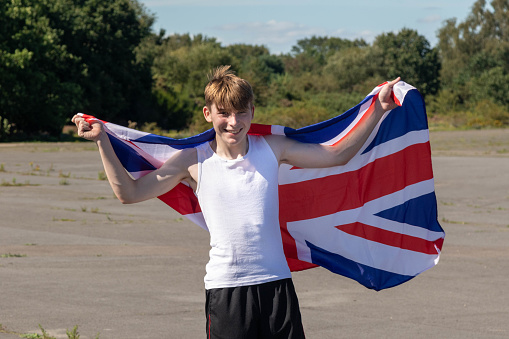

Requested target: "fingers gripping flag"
[{"left": 78, "top": 81, "right": 444, "bottom": 291}]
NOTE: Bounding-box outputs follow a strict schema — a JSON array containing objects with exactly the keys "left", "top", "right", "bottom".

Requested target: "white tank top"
[{"left": 196, "top": 135, "right": 291, "bottom": 290}]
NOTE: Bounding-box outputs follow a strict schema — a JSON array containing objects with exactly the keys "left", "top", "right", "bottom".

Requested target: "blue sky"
[{"left": 138, "top": 0, "right": 477, "bottom": 54}]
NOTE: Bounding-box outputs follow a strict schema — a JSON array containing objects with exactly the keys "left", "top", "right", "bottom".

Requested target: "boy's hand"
[
  {"left": 378, "top": 77, "right": 401, "bottom": 112},
  {"left": 71, "top": 114, "right": 104, "bottom": 142}
]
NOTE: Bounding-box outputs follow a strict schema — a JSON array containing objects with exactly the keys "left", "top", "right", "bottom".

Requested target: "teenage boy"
[{"left": 72, "top": 65, "right": 400, "bottom": 339}]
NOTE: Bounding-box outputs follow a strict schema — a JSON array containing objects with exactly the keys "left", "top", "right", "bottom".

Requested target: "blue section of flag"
[
  {"left": 306, "top": 241, "right": 413, "bottom": 291},
  {"left": 363, "top": 90, "right": 428, "bottom": 154},
  {"left": 108, "top": 134, "right": 157, "bottom": 172},
  {"left": 133, "top": 128, "right": 215, "bottom": 149},
  {"left": 283, "top": 95, "right": 375, "bottom": 144},
  {"left": 375, "top": 192, "right": 442, "bottom": 232}
]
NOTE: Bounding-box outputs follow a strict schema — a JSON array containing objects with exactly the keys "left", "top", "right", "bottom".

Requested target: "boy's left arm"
[{"left": 267, "top": 78, "right": 400, "bottom": 169}]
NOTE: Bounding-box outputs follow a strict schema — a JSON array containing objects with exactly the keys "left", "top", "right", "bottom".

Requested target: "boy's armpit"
[{"left": 262, "top": 134, "right": 289, "bottom": 166}]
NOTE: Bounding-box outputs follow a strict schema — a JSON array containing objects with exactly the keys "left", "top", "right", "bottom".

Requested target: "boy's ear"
[
  {"left": 203, "top": 106, "right": 212, "bottom": 123},
  {"left": 250, "top": 104, "right": 255, "bottom": 119}
]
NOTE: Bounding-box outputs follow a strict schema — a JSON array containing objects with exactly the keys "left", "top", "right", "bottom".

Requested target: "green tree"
[
  {"left": 323, "top": 46, "right": 380, "bottom": 93},
  {"left": 148, "top": 34, "right": 234, "bottom": 132},
  {"left": 437, "top": 0, "right": 509, "bottom": 116},
  {"left": 291, "top": 36, "right": 367, "bottom": 64},
  {"left": 0, "top": 0, "right": 154, "bottom": 139},
  {"left": 284, "top": 36, "right": 367, "bottom": 77},
  {"left": 371, "top": 28, "right": 440, "bottom": 97},
  {"left": 0, "top": 0, "right": 83, "bottom": 138},
  {"left": 60, "top": 0, "right": 154, "bottom": 124}
]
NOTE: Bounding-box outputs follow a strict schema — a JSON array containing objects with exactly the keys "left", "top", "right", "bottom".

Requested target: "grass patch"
[
  {"left": 441, "top": 217, "right": 469, "bottom": 225},
  {"left": 0, "top": 178, "right": 38, "bottom": 186},
  {"left": 1, "top": 324, "right": 99, "bottom": 339},
  {"left": 79, "top": 196, "right": 107, "bottom": 200},
  {"left": 97, "top": 171, "right": 107, "bottom": 181},
  {"left": 1, "top": 253, "right": 27, "bottom": 258},
  {"left": 58, "top": 170, "right": 71, "bottom": 178},
  {"left": 52, "top": 217, "right": 76, "bottom": 222},
  {"left": 29, "top": 162, "right": 41, "bottom": 172},
  {"left": 59, "top": 178, "right": 70, "bottom": 185}
]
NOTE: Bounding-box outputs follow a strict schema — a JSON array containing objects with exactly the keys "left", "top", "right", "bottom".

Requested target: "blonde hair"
[{"left": 204, "top": 65, "right": 254, "bottom": 111}]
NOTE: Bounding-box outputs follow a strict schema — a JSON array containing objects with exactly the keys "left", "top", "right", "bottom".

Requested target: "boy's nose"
[{"left": 228, "top": 113, "right": 238, "bottom": 125}]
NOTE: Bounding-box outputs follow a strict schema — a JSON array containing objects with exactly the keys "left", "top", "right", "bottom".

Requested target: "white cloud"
[
  {"left": 331, "top": 28, "right": 378, "bottom": 43},
  {"left": 214, "top": 20, "right": 327, "bottom": 45},
  {"left": 213, "top": 20, "right": 389, "bottom": 53},
  {"left": 418, "top": 15, "right": 442, "bottom": 24}
]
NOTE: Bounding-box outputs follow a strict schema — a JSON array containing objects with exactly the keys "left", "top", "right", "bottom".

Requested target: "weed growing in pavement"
[
  {"left": 98, "top": 171, "right": 107, "bottom": 181},
  {"left": 5, "top": 325, "right": 99, "bottom": 339},
  {"left": 0, "top": 178, "right": 37, "bottom": 186},
  {"left": 441, "top": 217, "right": 463, "bottom": 224},
  {"left": 59, "top": 170, "right": 71, "bottom": 178},
  {"left": 59, "top": 178, "right": 70, "bottom": 185},
  {"left": 52, "top": 217, "right": 76, "bottom": 222},
  {"left": 66, "top": 325, "right": 80, "bottom": 339},
  {"left": 1, "top": 253, "right": 27, "bottom": 258},
  {"left": 29, "top": 162, "right": 41, "bottom": 172}
]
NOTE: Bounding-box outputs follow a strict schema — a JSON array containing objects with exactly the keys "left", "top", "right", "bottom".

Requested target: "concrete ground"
[{"left": 1, "top": 129, "right": 508, "bottom": 338}]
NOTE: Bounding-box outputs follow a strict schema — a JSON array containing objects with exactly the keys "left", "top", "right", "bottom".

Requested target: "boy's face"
[{"left": 203, "top": 102, "right": 254, "bottom": 147}]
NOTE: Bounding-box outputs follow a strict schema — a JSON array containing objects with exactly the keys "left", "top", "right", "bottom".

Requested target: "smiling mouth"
[{"left": 225, "top": 129, "right": 241, "bottom": 135}]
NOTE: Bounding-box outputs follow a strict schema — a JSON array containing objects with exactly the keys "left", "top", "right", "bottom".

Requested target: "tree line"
[{"left": 1, "top": 0, "right": 508, "bottom": 140}]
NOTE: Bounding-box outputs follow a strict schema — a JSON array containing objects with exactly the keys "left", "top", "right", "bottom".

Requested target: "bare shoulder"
[
  {"left": 263, "top": 134, "right": 292, "bottom": 163},
  {"left": 176, "top": 147, "right": 198, "bottom": 166},
  {"left": 177, "top": 147, "right": 198, "bottom": 189},
  {"left": 158, "top": 147, "right": 197, "bottom": 175}
]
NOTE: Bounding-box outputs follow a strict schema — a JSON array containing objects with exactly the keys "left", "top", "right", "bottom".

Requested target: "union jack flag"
[{"left": 78, "top": 81, "right": 444, "bottom": 291}]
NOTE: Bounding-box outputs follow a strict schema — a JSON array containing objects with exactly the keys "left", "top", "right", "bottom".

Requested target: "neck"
[{"left": 211, "top": 136, "right": 249, "bottom": 160}]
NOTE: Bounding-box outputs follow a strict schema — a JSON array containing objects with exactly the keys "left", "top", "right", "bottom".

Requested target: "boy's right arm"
[{"left": 72, "top": 115, "right": 196, "bottom": 204}]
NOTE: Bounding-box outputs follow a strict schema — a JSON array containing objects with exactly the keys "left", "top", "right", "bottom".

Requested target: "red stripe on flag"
[
  {"left": 288, "top": 97, "right": 376, "bottom": 171},
  {"left": 279, "top": 141, "right": 433, "bottom": 265},
  {"left": 336, "top": 222, "right": 441, "bottom": 255},
  {"left": 158, "top": 182, "right": 201, "bottom": 215},
  {"left": 248, "top": 123, "right": 272, "bottom": 136},
  {"left": 331, "top": 96, "right": 376, "bottom": 147},
  {"left": 82, "top": 114, "right": 106, "bottom": 124},
  {"left": 391, "top": 91, "right": 401, "bottom": 107},
  {"left": 279, "top": 142, "right": 433, "bottom": 222},
  {"left": 285, "top": 258, "right": 318, "bottom": 272}
]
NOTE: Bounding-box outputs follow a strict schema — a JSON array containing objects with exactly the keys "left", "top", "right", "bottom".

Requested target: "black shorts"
[{"left": 205, "top": 278, "right": 305, "bottom": 339}]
